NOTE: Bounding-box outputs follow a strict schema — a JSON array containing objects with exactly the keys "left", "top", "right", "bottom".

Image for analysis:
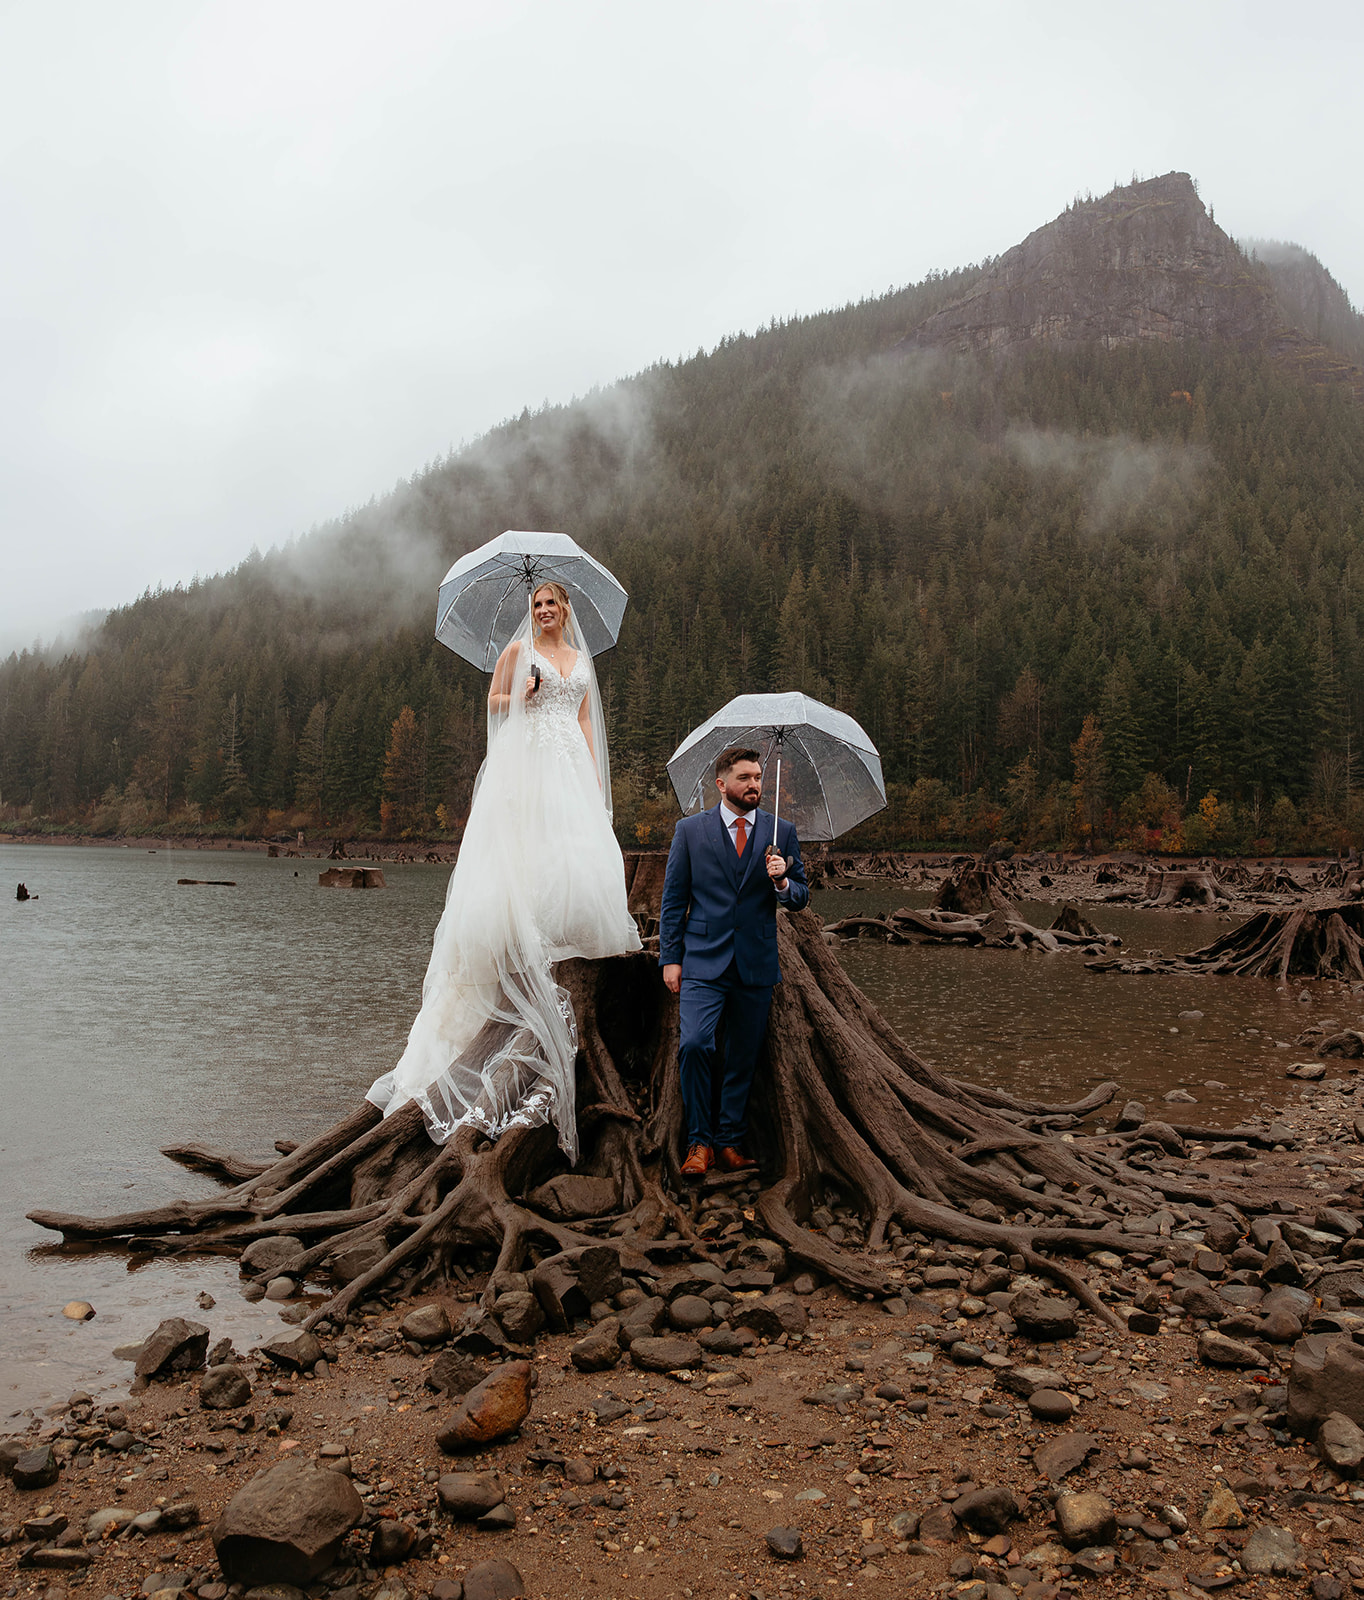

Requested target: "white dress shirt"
[{"left": 719, "top": 801, "right": 790, "bottom": 895}]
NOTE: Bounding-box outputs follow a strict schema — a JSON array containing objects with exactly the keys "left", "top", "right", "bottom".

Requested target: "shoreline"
[{"left": 4, "top": 1078, "right": 1363, "bottom": 1599}]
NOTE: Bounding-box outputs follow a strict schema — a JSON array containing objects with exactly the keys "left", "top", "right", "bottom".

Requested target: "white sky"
[{"left": 2, "top": 0, "right": 1361, "bottom": 655}]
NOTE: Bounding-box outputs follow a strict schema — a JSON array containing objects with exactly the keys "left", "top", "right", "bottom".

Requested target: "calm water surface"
[{"left": 3, "top": 846, "right": 1357, "bottom": 1417}]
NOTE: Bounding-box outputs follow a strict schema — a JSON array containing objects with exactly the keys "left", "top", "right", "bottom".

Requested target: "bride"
[{"left": 366, "top": 581, "right": 642, "bottom": 1162}]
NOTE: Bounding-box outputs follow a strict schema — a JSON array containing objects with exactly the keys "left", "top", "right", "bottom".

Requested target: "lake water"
[{"left": 2, "top": 844, "right": 1354, "bottom": 1419}]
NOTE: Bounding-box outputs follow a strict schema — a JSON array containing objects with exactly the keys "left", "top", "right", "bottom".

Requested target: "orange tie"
[{"left": 734, "top": 816, "right": 747, "bottom": 854}]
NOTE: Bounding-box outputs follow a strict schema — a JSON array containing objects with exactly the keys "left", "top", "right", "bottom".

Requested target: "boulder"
[
  {"left": 1241, "top": 1525, "right": 1302, "bottom": 1577},
  {"left": 995, "top": 1364, "right": 1067, "bottom": 1398},
  {"left": 462, "top": 1558, "right": 527, "bottom": 1600},
  {"left": 668, "top": 1295, "right": 713, "bottom": 1331},
  {"left": 1319, "top": 1411, "right": 1364, "bottom": 1474},
  {"left": 453, "top": 1306, "right": 519, "bottom": 1358},
  {"left": 369, "top": 1519, "right": 418, "bottom": 1565},
  {"left": 135, "top": 1317, "right": 210, "bottom": 1378},
  {"left": 629, "top": 1335, "right": 702, "bottom": 1372},
  {"left": 1198, "top": 1329, "right": 1265, "bottom": 1368},
  {"left": 400, "top": 1303, "right": 453, "bottom": 1345},
  {"left": 732, "top": 1238, "right": 787, "bottom": 1278},
  {"left": 0, "top": 1437, "right": 28, "bottom": 1477},
  {"left": 570, "top": 1319, "right": 622, "bottom": 1372},
  {"left": 259, "top": 1329, "right": 324, "bottom": 1372},
  {"left": 1200, "top": 1483, "right": 1246, "bottom": 1530},
  {"left": 240, "top": 1236, "right": 304, "bottom": 1277},
  {"left": 526, "top": 1173, "right": 619, "bottom": 1220},
  {"left": 731, "top": 1294, "right": 808, "bottom": 1339},
  {"left": 200, "top": 1364, "right": 253, "bottom": 1410},
  {"left": 953, "top": 1487, "right": 1019, "bottom": 1535},
  {"left": 531, "top": 1246, "right": 623, "bottom": 1332},
  {"left": 493, "top": 1291, "right": 545, "bottom": 1344},
  {"left": 437, "top": 1471, "right": 506, "bottom": 1519},
  {"left": 1008, "top": 1290, "right": 1078, "bottom": 1341},
  {"left": 1028, "top": 1389, "right": 1076, "bottom": 1423},
  {"left": 11, "top": 1444, "right": 59, "bottom": 1490},
  {"left": 1289, "top": 1333, "right": 1364, "bottom": 1434},
  {"left": 1055, "top": 1492, "right": 1115, "bottom": 1549},
  {"left": 618, "top": 1296, "right": 666, "bottom": 1346},
  {"left": 436, "top": 1360, "right": 533, "bottom": 1453},
  {"left": 211, "top": 1457, "right": 364, "bottom": 1583}
]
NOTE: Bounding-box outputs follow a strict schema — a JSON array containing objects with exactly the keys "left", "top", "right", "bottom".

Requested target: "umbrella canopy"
[
  {"left": 666, "top": 691, "right": 886, "bottom": 842},
  {"left": 435, "top": 530, "right": 628, "bottom": 670}
]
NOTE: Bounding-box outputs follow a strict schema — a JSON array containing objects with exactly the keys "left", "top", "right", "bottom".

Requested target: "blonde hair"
[{"left": 532, "top": 582, "right": 572, "bottom": 635}]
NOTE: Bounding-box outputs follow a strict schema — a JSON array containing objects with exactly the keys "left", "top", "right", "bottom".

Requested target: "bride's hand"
[{"left": 524, "top": 675, "right": 538, "bottom": 700}]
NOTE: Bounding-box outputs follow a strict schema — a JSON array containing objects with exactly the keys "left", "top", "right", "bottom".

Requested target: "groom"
[{"left": 659, "top": 746, "right": 810, "bottom": 1179}]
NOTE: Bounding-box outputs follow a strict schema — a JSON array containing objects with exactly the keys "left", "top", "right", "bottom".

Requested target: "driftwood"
[
  {"left": 1088, "top": 902, "right": 1364, "bottom": 980},
  {"left": 27, "top": 855, "right": 1329, "bottom": 1333},
  {"left": 827, "top": 903, "right": 1119, "bottom": 955}
]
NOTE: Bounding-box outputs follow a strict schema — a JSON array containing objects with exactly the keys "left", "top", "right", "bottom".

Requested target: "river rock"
[
  {"left": 493, "top": 1291, "right": 545, "bottom": 1344},
  {"left": 917, "top": 1504, "right": 959, "bottom": 1544},
  {"left": 630, "top": 1335, "right": 702, "bottom": 1372},
  {"left": 1033, "top": 1431, "right": 1100, "bottom": 1483},
  {"left": 479, "top": 1502, "right": 517, "bottom": 1530},
  {"left": 265, "top": 1276, "right": 297, "bottom": 1301},
  {"left": 454, "top": 1306, "right": 518, "bottom": 1358},
  {"left": 1318, "top": 1411, "right": 1364, "bottom": 1473},
  {"left": 531, "top": 1246, "right": 623, "bottom": 1332},
  {"left": 1289, "top": 1333, "right": 1364, "bottom": 1433},
  {"left": 953, "top": 1487, "right": 1019, "bottom": 1535},
  {"left": 1115, "top": 1100, "right": 1146, "bottom": 1130},
  {"left": 732, "top": 1293, "right": 808, "bottom": 1339},
  {"left": 211, "top": 1457, "right": 364, "bottom": 1583},
  {"left": 1261, "top": 1240, "right": 1303, "bottom": 1285},
  {"left": 0, "top": 1437, "right": 27, "bottom": 1477},
  {"left": 1241, "top": 1524, "right": 1302, "bottom": 1575},
  {"left": 11, "top": 1444, "right": 59, "bottom": 1489},
  {"left": 618, "top": 1296, "right": 666, "bottom": 1346},
  {"left": 996, "top": 1364, "right": 1066, "bottom": 1397},
  {"left": 526, "top": 1173, "right": 619, "bottom": 1220},
  {"left": 135, "top": 1317, "right": 210, "bottom": 1378},
  {"left": 436, "top": 1360, "right": 533, "bottom": 1452},
  {"left": 1054, "top": 1492, "right": 1116, "bottom": 1549},
  {"left": 437, "top": 1471, "right": 505, "bottom": 1519},
  {"left": 1200, "top": 1483, "right": 1247, "bottom": 1529},
  {"left": 240, "top": 1236, "right": 304, "bottom": 1277},
  {"left": 61, "top": 1299, "right": 95, "bottom": 1320},
  {"left": 461, "top": 1558, "right": 526, "bottom": 1600},
  {"left": 87, "top": 1505, "right": 137, "bottom": 1537},
  {"left": 733, "top": 1238, "right": 787, "bottom": 1277},
  {"left": 369, "top": 1518, "right": 418, "bottom": 1564},
  {"left": 260, "top": 1329, "right": 324, "bottom": 1372},
  {"left": 200, "top": 1363, "right": 253, "bottom": 1409},
  {"left": 1198, "top": 1329, "right": 1264, "bottom": 1368},
  {"left": 1028, "top": 1389, "right": 1076, "bottom": 1423},
  {"left": 570, "top": 1318, "right": 622, "bottom": 1372},
  {"left": 426, "top": 1349, "right": 487, "bottom": 1399},
  {"left": 401, "top": 1303, "right": 453, "bottom": 1345},
  {"left": 765, "top": 1525, "right": 803, "bottom": 1559},
  {"left": 668, "top": 1294, "right": 713, "bottom": 1330},
  {"left": 324, "top": 1237, "right": 388, "bottom": 1285},
  {"left": 1009, "top": 1290, "right": 1078, "bottom": 1341}
]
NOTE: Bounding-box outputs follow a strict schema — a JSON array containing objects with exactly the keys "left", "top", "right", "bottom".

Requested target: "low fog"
[{"left": 2, "top": 1, "right": 1361, "bottom": 654}]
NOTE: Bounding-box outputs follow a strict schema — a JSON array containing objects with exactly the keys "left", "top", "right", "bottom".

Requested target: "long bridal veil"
[{"left": 366, "top": 602, "right": 614, "bottom": 1164}]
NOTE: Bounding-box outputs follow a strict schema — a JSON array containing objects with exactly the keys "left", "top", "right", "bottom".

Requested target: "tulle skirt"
[{"left": 366, "top": 708, "right": 641, "bottom": 1161}]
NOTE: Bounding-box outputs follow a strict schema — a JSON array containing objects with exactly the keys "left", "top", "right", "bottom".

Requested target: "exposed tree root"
[
  {"left": 1088, "top": 902, "right": 1364, "bottom": 980},
  {"left": 26, "top": 858, "right": 1339, "bottom": 1335}
]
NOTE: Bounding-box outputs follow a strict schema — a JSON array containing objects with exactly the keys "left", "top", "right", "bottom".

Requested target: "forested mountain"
[{"left": 4, "top": 172, "right": 1364, "bottom": 854}]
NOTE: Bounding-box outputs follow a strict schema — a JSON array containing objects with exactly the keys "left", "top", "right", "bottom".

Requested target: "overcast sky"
[{"left": 2, "top": 0, "right": 1361, "bottom": 655}]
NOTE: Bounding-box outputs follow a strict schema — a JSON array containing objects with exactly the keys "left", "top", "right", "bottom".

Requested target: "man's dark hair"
[{"left": 715, "top": 746, "right": 762, "bottom": 780}]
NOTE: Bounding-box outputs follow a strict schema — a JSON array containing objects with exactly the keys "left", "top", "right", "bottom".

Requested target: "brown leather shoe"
[
  {"left": 715, "top": 1146, "right": 759, "bottom": 1174},
  {"left": 680, "top": 1144, "right": 713, "bottom": 1179}
]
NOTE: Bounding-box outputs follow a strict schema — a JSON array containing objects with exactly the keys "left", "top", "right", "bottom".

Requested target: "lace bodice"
[{"left": 526, "top": 647, "right": 589, "bottom": 741}]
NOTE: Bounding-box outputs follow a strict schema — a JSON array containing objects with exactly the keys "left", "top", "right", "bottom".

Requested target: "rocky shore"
[{"left": 9, "top": 1069, "right": 1364, "bottom": 1600}]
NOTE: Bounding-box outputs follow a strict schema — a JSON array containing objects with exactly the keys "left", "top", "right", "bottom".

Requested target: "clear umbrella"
[
  {"left": 666, "top": 692, "right": 886, "bottom": 842},
  {"left": 435, "top": 530, "right": 628, "bottom": 668}
]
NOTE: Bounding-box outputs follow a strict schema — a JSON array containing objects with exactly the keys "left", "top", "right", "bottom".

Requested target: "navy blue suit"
[{"left": 659, "top": 806, "right": 809, "bottom": 1149}]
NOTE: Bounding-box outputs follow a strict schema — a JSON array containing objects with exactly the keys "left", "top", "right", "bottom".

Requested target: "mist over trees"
[{"left": 3, "top": 253, "right": 1364, "bottom": 855}]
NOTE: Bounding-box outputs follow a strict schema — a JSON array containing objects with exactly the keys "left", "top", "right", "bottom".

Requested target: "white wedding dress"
[{"left": 366, "top": 623, "right": 641, "bottom": 1162}]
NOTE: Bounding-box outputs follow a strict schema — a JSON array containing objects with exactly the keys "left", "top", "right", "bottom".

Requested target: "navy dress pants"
[{"left": 678, "top": 962, "right": 774, "bottom": 1149}]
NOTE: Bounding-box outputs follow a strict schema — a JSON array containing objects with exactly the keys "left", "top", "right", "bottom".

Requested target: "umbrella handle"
[{"left": 770, "top": 754, "right": 781, "bottom": 847}]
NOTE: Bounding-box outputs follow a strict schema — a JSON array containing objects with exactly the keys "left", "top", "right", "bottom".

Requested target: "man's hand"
[
  {"left": 662, "top": 963, "right": 682, "bottom": 994},
  {"left": 765, "top": 848, "right": 789, "bottom": 891}
]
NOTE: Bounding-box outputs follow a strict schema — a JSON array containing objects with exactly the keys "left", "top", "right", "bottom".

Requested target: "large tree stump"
[
  {"left": 25, "top": 856, "right": 1328, "bottom": 1332},
  {"left": 934, "top": 859, "right": 1016, "bottom": 915},
  {"left": 1143, "top": 868, "right": 1231, "bottom": 907},
  {"left": 1088, "top": 902, "right": 1364, "bottom": 980}
]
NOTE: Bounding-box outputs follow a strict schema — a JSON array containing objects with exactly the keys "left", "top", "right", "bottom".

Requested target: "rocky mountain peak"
[{"left": 899, "top": 172, "right": 1362, "bottom": 394}]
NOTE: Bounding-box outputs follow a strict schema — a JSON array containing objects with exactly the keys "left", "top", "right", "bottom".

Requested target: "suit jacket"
[{"left": 659, "top": 807, "right": 810, "bottom": 986}]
